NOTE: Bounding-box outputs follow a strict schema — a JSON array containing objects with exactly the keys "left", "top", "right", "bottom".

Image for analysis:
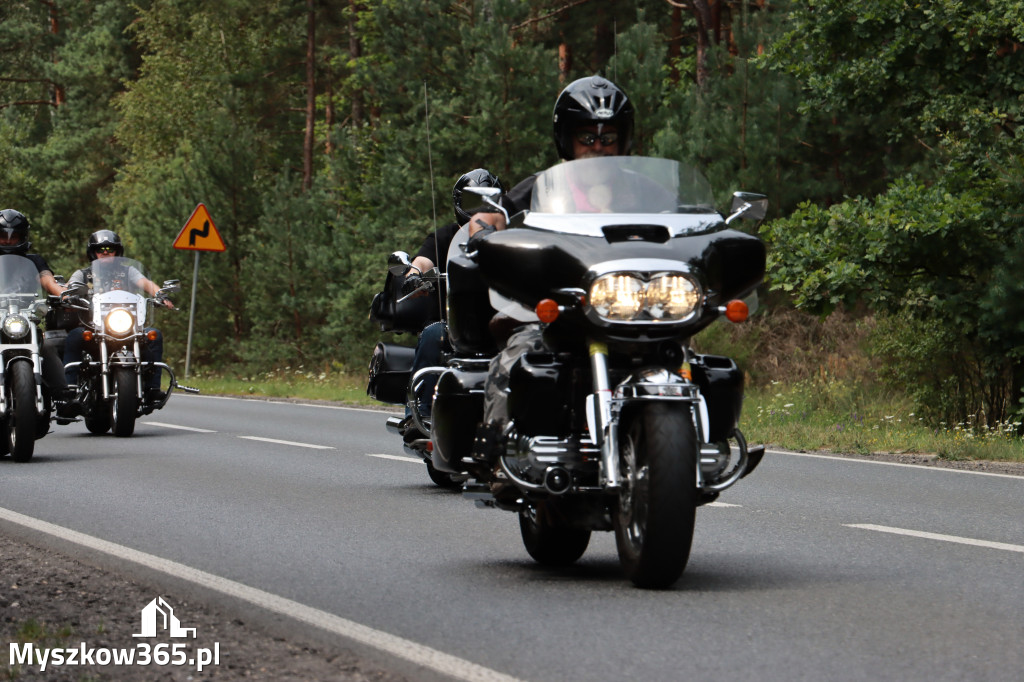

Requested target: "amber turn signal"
[
  {"left": 147, "top": 330, "right": 159, "bottom": 341},
  {"left": 536, "top": 299, "right": 560, "bottom": 323},
  {"left": 82, "top": 330, "right": 94, "bottom": 342},
  {"left": 724, "top": 300, "right": 749, "bottom": 323}
]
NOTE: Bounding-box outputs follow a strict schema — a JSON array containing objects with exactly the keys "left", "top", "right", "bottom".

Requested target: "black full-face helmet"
[
  {"left": 87, "top": 229, "right": 124, "bottom": 261},
  {"left": 452, "top": 168, "right": 503, "bottom": 225},
  {"left": 0, "top": 209, "right": 32, "bottom": 255},
  {"left": 552, "top": 75, "right": 634, "bottom": 160}
]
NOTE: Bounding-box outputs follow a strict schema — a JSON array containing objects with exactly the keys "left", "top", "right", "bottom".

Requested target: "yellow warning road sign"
[{"left": 173, "top": 203, "right": 226, "bottom": 252}]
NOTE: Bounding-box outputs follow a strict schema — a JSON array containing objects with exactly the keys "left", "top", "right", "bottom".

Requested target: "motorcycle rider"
[
  {"left": 461, "top": 76, "right": 635, "bottom": 447},
  {"left": 62, "top": 230, "right": 173, "bottom": 408},
  {"left": 468, "top": 75, "right": 633, "bottom": 237},
  {"left": 0, "top": 209, "right": 72, "bottom": 402}
]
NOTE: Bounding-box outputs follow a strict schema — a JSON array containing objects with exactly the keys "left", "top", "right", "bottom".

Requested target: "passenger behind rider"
[
  {"left": 398, "top": 169, "right": 503, "bottom": 423},
  {"left": 0, "top": 209, "right": 71, "bottom": 402},
  {"left": 62, "top": 230, "right": 173, "bottom": 410}
]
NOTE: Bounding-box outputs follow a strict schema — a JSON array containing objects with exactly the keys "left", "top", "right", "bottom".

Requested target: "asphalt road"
[{"left": 1, "top": 394, "right": 1022, "bottom": 681}]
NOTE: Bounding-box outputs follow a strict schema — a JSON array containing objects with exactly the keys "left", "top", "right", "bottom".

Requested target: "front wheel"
[
  {"left": 613, "top": 402, "right": 697, "bottom": 589},
  {"left": 110, "top": 367, "right": 138, "bottom": 437},
  {"left": 519, "top": 503, "right": 592, "bottom": 566},
  {"left": 7, "top": 361, "right": 38, "bottom": 462}
]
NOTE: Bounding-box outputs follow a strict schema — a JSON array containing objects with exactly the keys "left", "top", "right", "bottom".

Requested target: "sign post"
[{"left": 172, "top": 203, "right": 226, "bottom": 378}]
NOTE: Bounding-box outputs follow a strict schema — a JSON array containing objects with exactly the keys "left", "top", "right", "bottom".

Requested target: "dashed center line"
[
  {"left": 238, "top": 436, "right": 334, "bottom": 450},
  {"left": 367, "top": 454, "right": 422, "bottom": 463},
  {"left": 145, "top": 422, "right": 217, "bottom": 433},
  {"left": 846, "top": 523, "right": 1024, "bottom": 553}
]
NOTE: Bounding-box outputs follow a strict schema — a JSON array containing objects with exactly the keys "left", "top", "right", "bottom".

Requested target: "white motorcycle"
[
  {"left": 59, "top": 256, "right": 197, "bottom": 437},
  {"left": 0, "top": 254, "right": 56, "bottom": 461}
]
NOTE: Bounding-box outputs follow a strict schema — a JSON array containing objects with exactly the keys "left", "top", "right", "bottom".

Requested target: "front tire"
[
  {"left": 85, "top": 409, "right": 111, "bottom": 435},
  {"left": 614, "top": 402, "right": 697, "bottom": 589},
  {"left": 519, "top": 502, "right": 592, "bottom": 566},
  {"left": 111, "top": 367, "right": 138, "bottom": 437},
  {"left": 7, "top": 361, "right": 38, "bottom": 462}
]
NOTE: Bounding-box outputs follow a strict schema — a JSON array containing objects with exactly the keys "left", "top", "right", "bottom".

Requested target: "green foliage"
[
  {"left": 762, "top": 0, "right": 1024, "bottom": 425},
  {"left": 10, "top": 0, "right": 1022, "bottom": 440},
  {"left": 0, "top": 0, "right": 141, "bottom": 272}
]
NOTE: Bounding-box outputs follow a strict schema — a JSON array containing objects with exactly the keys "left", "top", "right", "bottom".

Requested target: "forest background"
[{"left": 2, "top": 0, "right": 1023, "bottom": 435}]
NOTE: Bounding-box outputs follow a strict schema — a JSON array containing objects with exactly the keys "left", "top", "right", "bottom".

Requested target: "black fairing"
[
  {"left": 471, "top": 225, "right": 765, "bottom": 338},
  {"left": 369, "top": 271, "right": 440, "bottom": 335},
  {"left": 445, "top": 250, "right": 498, "bottom": 355}
]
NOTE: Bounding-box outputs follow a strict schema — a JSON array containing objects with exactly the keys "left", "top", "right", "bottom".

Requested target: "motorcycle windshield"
[
  {"left": 90, "top": 257, "right": 148, "bottom": 297},
  {"left": 0, "top": 254, "right": 43, "bottom": 303},
  {"left": 530, "top": 156, "right": 716, "bottom": 216}
]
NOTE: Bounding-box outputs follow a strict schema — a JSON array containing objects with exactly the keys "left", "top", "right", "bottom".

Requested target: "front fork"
[
  {"left": 589, "top": 341, "right": 621, "bottom": 490},
  {"left": 100, "top": 337, "right": 142, "bottom": 400},
  {"left": 588, "top": 340, "right": 709, "bottom": 491}
]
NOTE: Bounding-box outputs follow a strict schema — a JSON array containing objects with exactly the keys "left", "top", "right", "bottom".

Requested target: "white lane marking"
[
  {"left": 0, "top": 506, "right": 525, "bottom": 682},
  {"left": 706, "top": 501, "right": 741, "bottom": 508},
  {"left": 846, "top": 523, "right": 1024, "bottom": 554},
  {"left": 238, "top": 436, "right": 334, "bottom": 450},
  {"left": 144, "top": 421, "right": 217, "bottom": 433},
  {"left": 769, "top": 449, "right": 1023, "bottom": 480},
  {"left": 368, "top": 454, "right": 422, "bottom": 464}
]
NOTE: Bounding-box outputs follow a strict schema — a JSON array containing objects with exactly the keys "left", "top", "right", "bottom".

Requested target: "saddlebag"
[
  {"left": 691, "top": 354, "right": 744, "bottom": 443},
  {"left": 366, "top": 342, "right": 415, "bottom": 404},
  {"left": 431, "top": 366, "right": 487, "bottom": 474}
]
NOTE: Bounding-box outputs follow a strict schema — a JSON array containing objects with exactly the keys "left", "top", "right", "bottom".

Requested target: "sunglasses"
[
  {"left": 95, "top": 246, "right": 117, "bottom": 254},
  {"left": 575, "top": 131, "right": 619, "bottom": 147}
]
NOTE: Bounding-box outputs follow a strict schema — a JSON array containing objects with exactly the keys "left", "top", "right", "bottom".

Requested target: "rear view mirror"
[
  {"left": 388, "top": 251, "right": 413, "bottom": 277},
  {"left": 459, "top": 186, "right": 508, "bottom": 224},
  {"left": 726, "top": 192, "right": 768, "bottom": 224}
]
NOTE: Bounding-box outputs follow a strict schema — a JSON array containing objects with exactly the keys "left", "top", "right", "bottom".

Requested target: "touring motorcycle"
[
  {"left": 0, "top": 254, "right": 56, "bottom": 461},
  {"left": 58, "top": 256, "right": 197, "bottom": 437},
  {"left": 367, "top": 252, "right": 463, "bottom": 487},
  {"left": 396, "top": 156, "right": 769, "bottom": 588}
]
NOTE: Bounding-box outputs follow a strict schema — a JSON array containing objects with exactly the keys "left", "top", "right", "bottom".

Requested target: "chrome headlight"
[
  {"left": 644, "top": 274, "right": 701, "bottom": 319},
  {"left": 590, "top": 274, "right": 645, "bottom": 320},
  {"left": 589, "top": 272, "right": 702, "bottom": 322},
  {"left": 2, "top": 314, "right": 30, "bottom": 339},
  {"left": 105, "top": 309, "right": 135, "bottom": 337}
]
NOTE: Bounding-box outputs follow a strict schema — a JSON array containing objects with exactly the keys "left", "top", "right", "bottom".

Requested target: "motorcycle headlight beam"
[
  {"left": 105, "top": 309, "right": 135, "bottom": 337},
  {"left": 588, "top": 272, "right": 702, "bottom": 322},
  {"left": 2, "top": 314, "right": 30, "bottom": 339},
  {"left": 645, "top": 274, "right": 701, "bottom": 320},
  {"left": 589, "top": 274, "right": 645, "bottom": 321}
]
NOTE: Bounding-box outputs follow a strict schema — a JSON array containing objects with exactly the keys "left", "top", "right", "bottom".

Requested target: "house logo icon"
[{"left": 133, "top": 597, "right": 197, "bottom": 638}]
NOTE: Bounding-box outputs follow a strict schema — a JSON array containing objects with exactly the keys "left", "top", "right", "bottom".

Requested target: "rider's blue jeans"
[{"left": 408, "top": 321, "right": 447, "bottom": 417}]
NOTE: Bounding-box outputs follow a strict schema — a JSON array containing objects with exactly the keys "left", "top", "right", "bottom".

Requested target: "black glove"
[{"left": 401, "top": 272, "right": 423, "bottom": 295}]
